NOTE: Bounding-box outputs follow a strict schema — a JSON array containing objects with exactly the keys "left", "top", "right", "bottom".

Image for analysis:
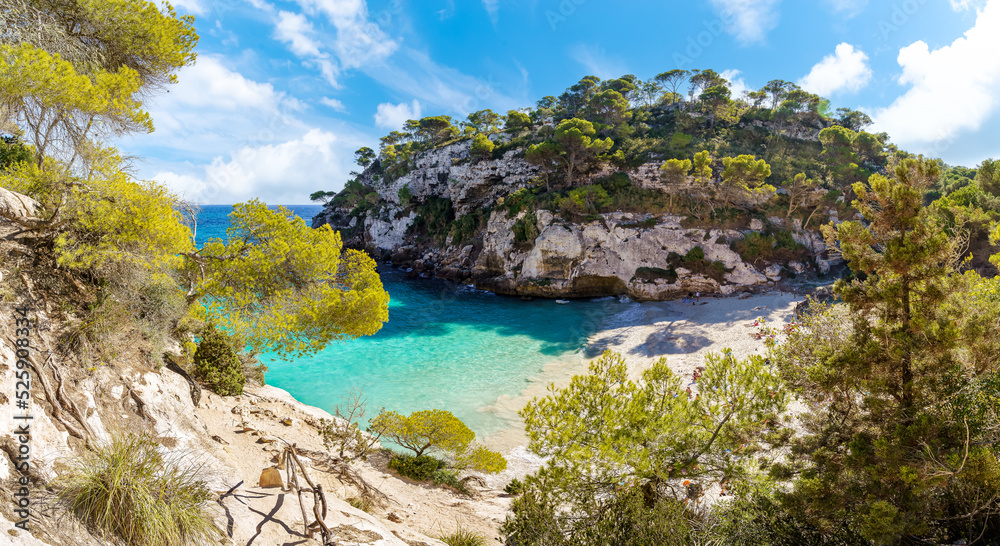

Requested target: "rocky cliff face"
[{"left": 315, "top": 137, "right": 841, "bottom": 301}]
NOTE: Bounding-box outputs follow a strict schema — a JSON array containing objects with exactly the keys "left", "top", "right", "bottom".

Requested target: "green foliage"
[
  {"left": 309, "top": 190, "right": 336, "bottom": 204},
  {"left": 470, "top": 133, "right": 494, "bottom": 159},
  {"left": 559, "top": 185, "right": 613, "bottom": 216},
  {"left": 504, "top": 478, "right": 525, "bottom": 496},
  {"left": 369, "top": 409, "right": 506, "bottom": 473},
  {"left": 631, "top": 266, "right": 677, "bottom": 284},
  {"left": 388, "top": 454, "right": 446, "bottom": 481},
  {"left": 776, "top": 157, "right": 1000, "bottom": 543},
  {"left": 449, "top": 208, "right": 490, "bottom": 246},
  {"left": 192, "top": 327, "right": 245, "bottom": 396},
  {"left": 408, "top": 196, "right": 455, "bottom": 244},
  {"left": 720, "top": 154, "right": 774, "bottom": 207},
  {"left": 193, "top": 200, "right": 389, "bottom": 357},
  {"left": 502, "top": 187, "right": 537, "bottom": 215},
  {"left": 0, "top": 136, "right": 31, "bottom": 168},
  {"left": 332, "top": 179, "right": 381, "bottom": 217},
  {"left": 53, "top": 432, "right": 217, "bottom": 546},
  {"left": 732, "top": 229, "right": 808, "bottom": 264},
  {"left": 659, "top": 158, "right": 692, "bottom": 188},
  {"left": 397, "top": 183, "right": 413, "bottom": 207},
  {"left": 438, "top": 526, "right": 487, "bottom": 546},
  {"left": 512, "top": 212, "right": 540, "bottom": 247},
  {"left": 354, "top": 146, "right": 375, "bottom": 168},
  {"left": 511, "top": 351, "right": 787, "bottom": 543},
  {"left": 653, "top": 246, "right": 730, "bottom": 282},
  {"left": 505, "top": 110, "right": 532, "bottom": 131}
]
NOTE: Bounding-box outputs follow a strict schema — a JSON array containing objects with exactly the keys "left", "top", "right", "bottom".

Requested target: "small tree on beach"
[{"left": 369, "top": 409, "right": 506, "bottom": 473}]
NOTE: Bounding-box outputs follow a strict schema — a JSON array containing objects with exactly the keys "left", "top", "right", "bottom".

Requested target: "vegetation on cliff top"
[{"left": 320, "top": 70, "right": 1000, "bottom": 274}]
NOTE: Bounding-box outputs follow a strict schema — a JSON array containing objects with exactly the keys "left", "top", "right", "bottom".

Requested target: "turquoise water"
[{"left": 194, "top": 205, "right": 622, "bottom": 437}]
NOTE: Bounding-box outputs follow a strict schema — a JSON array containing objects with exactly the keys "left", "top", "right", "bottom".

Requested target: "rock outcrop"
[{"left": 315, "top": 136, "right": 841, "bottom": 300}]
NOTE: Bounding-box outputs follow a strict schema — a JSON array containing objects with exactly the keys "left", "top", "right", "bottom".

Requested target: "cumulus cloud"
[
  {"left": 127, "top": 56, "right": 308, "bottom": 177},
  {"left": 319, "top": 97, "right": 346, "bottom": 111},
  {"left": 950, "top": 0, "right": 983, "bottom": 10},
  {"left": 275, "top": 11, "right": 323, "bottom": 57},
  {"left": 872, "top": 0, "right": 1000, "bottom": 147},
  {"left": 374, "top": 100, "right": 421, "bottom": 130},
  {"left": 721, "top": 69, "right": 750, "bottom": 99},
  {"left": 153, "top": 129, "right": 364, "bottom": 204},
  {"left": 798, "top": 43, "right": 872, "bottom": 97},
  {"left": 707, "top": 0, "right": 781, "bottom": 45}
]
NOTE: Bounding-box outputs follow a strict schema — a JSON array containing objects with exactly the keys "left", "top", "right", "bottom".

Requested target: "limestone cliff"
[{"left": 314, "top": 137, "right": 842, "bottom": 300}]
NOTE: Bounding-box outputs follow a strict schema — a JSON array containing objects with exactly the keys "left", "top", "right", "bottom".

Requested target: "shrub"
[
  {"left": 731, "top": 229, "right": 808, "bottom": 264},
  {"left": 449, "top": 208, "right": 491, "bottom": 246},
  {"left": 470, "top": 133, "right": 495, "bottom": 159},
  {"left": 397, "top": 184, "right": 412, "bottom": 207},
  {"left": 369, "top": 409, "right": 506, "bottom": 473},
  {"left": 505, "top": 478, "right": 525, "bottom": 496},
  {"left": 192, "top": 327, "right": 245, "bottom": 396},
  {"left": 388, "top": 454, "right": 446, "bottom": 481},
  {"left": 408, "top": 196, "right": 455, "bottom": 244},
  {"left": 439, "top": 526, "right": 487, "bottom": 546},
  {"left": 504, "top": 187, "right": 537, "bottom": 215},
  {"left": 512, "top": 213, "right": 540, "bottom": 247},
  {"left": 53, "top": 433, "right": 217, "bottom": 546},
  {"left": 632, "top": 267, "right": 678, "bottom": 284}
]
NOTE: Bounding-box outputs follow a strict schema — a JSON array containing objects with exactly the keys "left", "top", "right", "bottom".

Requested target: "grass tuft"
[
  {"left": 439, "top": 526, "right": 488, "bottom": 546},
  {"left": 53, "top": 432, "right": 218, "bottom": 546}
]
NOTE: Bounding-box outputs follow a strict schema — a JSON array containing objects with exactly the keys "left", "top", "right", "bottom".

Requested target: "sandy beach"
[{"left": 482, "top": 289, "right": 807, "bottom": 488}]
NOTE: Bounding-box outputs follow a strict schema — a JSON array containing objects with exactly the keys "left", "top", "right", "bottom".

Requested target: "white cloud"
[
  {"left": 872, "top": 0, "right": 1000, "bottom": 147},
  {"left": 799, "top": 43, "right": 872, "bottom": 97},
  {"left": 950, "top": 0, "right": 983, "bottom": 10},
  {"left": 721, "top": 69, "right": 750, "bottom": 99},
  {"left": 320, "top": 97, "right": 346, "bottom": 111},
  {"left": 294, "top": 0, "right": 398, "bottom": 69},
  {"left": 154, "top": 56, "right": 299, "bottom": 114},
  {"left": 275, "top": 11, "right": 324, "bottom": 58},
  {"left": 568, "top": 45, "right": 628, "bottom": 81},
  {"left": 153, "top": 129, "right": 364, "bottom": 204},
  {"left": 374, "top": 100, "right": 421, "bottom": 130},
  {"left": 126, "top": 56, "right": 309, "bottom": 174},
  {"left": 171, "top": 0, "right": 207, "bottom": 15},
  {"left": 364, "top": 49, "right": 523, "bottom": 117},
  {"left": 825, "top": 0, "right": 867, "bottom": 17},
  {"left": 708, "top": 0, "right": 781, "bottom": 45},
  {"left": 482, "top": 0, "right": 499, "bottom": 24}
]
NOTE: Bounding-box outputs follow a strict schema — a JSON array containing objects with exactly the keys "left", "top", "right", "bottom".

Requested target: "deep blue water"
[{"left": 193, "top": 205, "right": 621, "bottom": 437}]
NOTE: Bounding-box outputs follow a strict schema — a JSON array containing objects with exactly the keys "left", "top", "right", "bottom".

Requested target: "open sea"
[{"left": 193, "top": 205, "right": 626, "bottom": 439}]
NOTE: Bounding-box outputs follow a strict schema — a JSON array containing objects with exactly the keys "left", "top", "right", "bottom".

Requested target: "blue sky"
[{"left": 119, "top": 0, "right": 1000, "bottom": 204}]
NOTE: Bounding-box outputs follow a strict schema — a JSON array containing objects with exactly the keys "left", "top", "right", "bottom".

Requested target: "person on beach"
[{"left": 696, "top": 292, "right": 700, "bottom": 303}]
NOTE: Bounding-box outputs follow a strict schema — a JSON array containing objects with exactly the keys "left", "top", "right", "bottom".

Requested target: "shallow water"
[{"left": 194, "top": 205, "right": 626, "bottom": 438}]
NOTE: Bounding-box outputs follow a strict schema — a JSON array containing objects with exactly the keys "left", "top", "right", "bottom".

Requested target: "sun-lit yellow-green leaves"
[
  {"left": 1, "top": 0, "right": 198, "bottom": 87},
  {"left": 193, "top": 200, "right": 389, "bottom": 357},
  {"left": 0, "top": 149, "right": 192, "bottom": 273},
  {"left": 0, "top": 43, "right": 152, "bottom": 159},
  {"left": 369, "top": 409, "right": 506, "bottom": 473},
  {"left": 521, "top": 350, "right": 787, "bottom": 502},
  {"left": 720, "top": 154, "right": 773, "bottom": 208},
  {"left": 658, "top": 158, "right": 691, "bottom": 187}
]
